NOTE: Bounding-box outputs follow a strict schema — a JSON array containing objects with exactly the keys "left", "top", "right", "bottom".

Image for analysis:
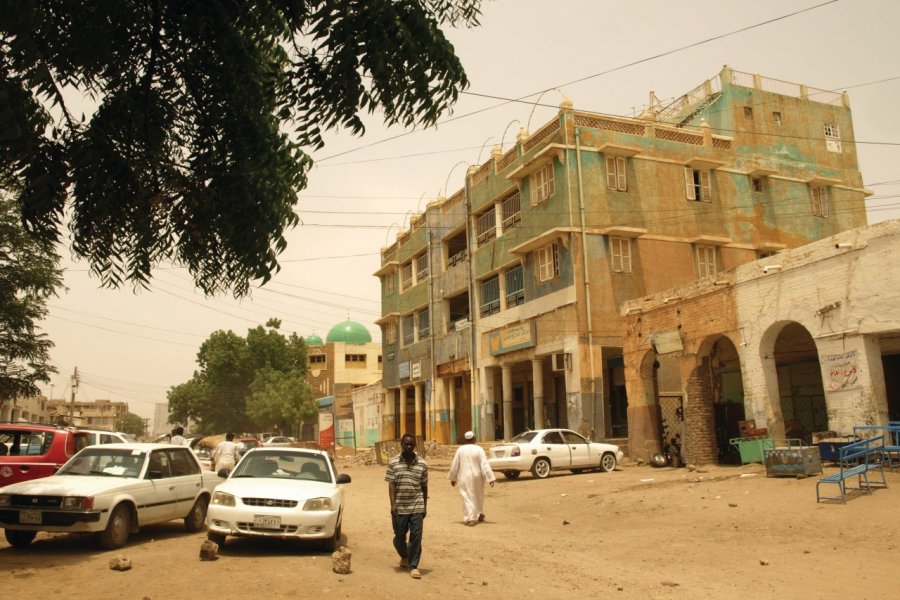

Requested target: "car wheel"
[
  {"left": 5, "top": 529, "right": 37, "bottom": 548},
  {"left": 323, "top": 519, "right": 342, "bottom": 552},
  {"left": 99, "top": 504, "right": 132, "bottom": 550},
  {"left": 502, "top": 470, "right": 520, "bottom": 480},
  {"left": 600, "top": 452, "right": 617, "bottom": 472},
  {"left": 207, "top": 532, "right": 226, "bottom": 547},
  {"left": 530, "top": 457, "right": 551, "bottom": 479},
  {"left": 184, "top": 495, "right": 209, "bottom": 532},
  {"left": 649, "top": 453, "right": 668, "bottom": 468}
]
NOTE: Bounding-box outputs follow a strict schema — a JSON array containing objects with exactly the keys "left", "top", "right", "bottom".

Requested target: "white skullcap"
[{"left": 464, "top": 431, "right": 475, "bottom": 440}]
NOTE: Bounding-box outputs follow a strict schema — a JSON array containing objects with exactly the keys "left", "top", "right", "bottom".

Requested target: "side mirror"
[
  {"left": 217, "top": 468, "right": 230, "bottom": 478},
  {"left": 336, "top": 473, "right": 352, "bottom": 484}
]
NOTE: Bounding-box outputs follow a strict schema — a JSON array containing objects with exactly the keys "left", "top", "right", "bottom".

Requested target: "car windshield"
[
  {"left": 231, "top": 451, "right": 331, "bottom": 483},
  {"left": 59, "top": 448, "right": 146, "bottom": 478},
  {"left": 510, "top": 431, "right": 539, "bottom": 444}
]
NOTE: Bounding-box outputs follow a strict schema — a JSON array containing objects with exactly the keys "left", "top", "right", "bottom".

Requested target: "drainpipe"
[
  {"left": 465, "top": 166, "right": 481, "bottom": 442},
  {"left": 574, "top": 128, "right": 599, "bottom": 437},
  {"left": 427, "top": 228, "right": 437, "bottom": 442}
]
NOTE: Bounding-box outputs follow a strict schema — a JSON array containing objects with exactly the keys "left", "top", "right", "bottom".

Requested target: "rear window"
[
  {"left": 0, "top": 429, "right": 54, "bottom": 456},
  {"left": 510, "top": 431, "right": 538, "bottom": 443}
]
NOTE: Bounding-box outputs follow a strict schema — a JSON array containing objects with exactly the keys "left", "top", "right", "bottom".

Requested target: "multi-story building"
[
  {"left": 376, "top": 66, "right": 869, "bottom": 449},
  {"left": 46, "top": 398, "right": 128, "bottom": 431},
  {"left": 0, "top": 395, "right": 48, "bottom": 423}
]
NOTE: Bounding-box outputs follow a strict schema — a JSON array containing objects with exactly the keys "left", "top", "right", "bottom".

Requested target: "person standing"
[
  {"left": 385, "top": 433, "right": 428, "bottom": 579},
  {"left": 211, "top": 432, "right": 241, "bottom": 474},
  {"left": 448, "top": 431, "right": 496, "bottom": 526},
  {"left": 170, "top": 426, "right": 187, "bottom": 446}
]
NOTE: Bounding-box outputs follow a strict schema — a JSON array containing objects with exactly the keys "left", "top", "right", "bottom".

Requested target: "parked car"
[
  {"left": 0, "top": 423, "right": 91, "bottom": 486},
  {"left": 78, "top": 429, "right": 130, "bottom": 446},
  {"left": 488, "top": 428, "right": 624, "bottom": 480},
  {"left": 0, "top": 443, "right": 224, "bottom": 549},
  {"left": 206, "top": 447, "right": 351, "bottom": 551},
  {"left": 193, "top": 446, "right": 213, "bottom": 470},
  {"left": 237, "top": 437, "right": 261, "bottom": 455},
  {"left": 261, "top": 436, "right": 295, "bottom": 447}
]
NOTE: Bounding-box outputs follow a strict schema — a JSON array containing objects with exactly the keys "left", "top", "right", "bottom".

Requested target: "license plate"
[
  {"left": 20, "top": 510, "right": 41, "bottom": 524},
  {"left": 494, "top": 450, "right": 505, "bottom": 458},
  {"left": 253, "top": 515, "right": 281, "bottom": 529}
]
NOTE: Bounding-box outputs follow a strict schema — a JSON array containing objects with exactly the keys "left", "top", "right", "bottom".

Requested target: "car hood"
[
  {"left": 0, "top": 474, "right": 142, "bottom": 496},
  {"left": 216, "top": 477, "right": 337, "bottom": 500}
]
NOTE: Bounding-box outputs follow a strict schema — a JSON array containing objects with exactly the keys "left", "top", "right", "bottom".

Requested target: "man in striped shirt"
[{"left": 386, "top": 432, "right": 428, "bottom": 579}]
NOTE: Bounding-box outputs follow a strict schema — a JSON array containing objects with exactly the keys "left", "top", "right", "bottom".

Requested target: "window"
[
  {"left": 537, "top": 243, "right": 559, "bottom": 282},
  {"left": 417, "top": 308, "right": 430, "bottom": 340},
  {"left": 684, "top": 168, "right": 712, "bottom": 202},
  {"left": 758, "top": 250, "right": 777, "bottom": 259},
  {"left": 377, "top": 355, "right": 383, "bottom": 370},
  {"left": 824, "top": 122, "right": 841, "bottom": 153},
  {"left": 606, "top": 156, "right": 627, "bottom": 192},
  {"left": 610, "top": 237, "right": 632, "bottom": 273},
  {"left": 772, "top": 111, "right": 782, "bottom": 126},
  {"left": 309, "top": 354, "right": 326, "bottom": 366},
  {"left": 345, "top": 353, "right": 367, "bottom": 368},
  {"left": 402, "top": 315, "right": 415, "bottom": 346},
  {"left": 446, "top": 231, "right": 467, "bottom": 267},
  {"left": 168, "top": 448, "right": 199, "bottom": 476},
  {"left": 751, "top": 177, "right": 764, "bottom": 193},
  {"left": 501, "top": 192, "right": 521, "bottom": 231},
  {"left": 743, "top": 106, "right": 753, "bottom": 120},
  {"left": 811, "top": 186, "right": 829, "bottom": 217},
  {"left": 505, "top": 265, "right": 525, "bottom": 307},
  {"left": 480, "top": 275, "right": 500, "bottom": 317},
  {"left": 696, "top": 245, "right": 717, "bottom": 278},
  {"left": 475, "top": 207, "right": 496, "bottom": 246},
  {"left": 400, "top": 261, "right": 413, "bottom": 290},
  {"left": 383, "top": 271, "right": 396, "bottom": 294},
  {"left": 531, "top": 162, "right": 554, "bottom": 205},
  {"left": 415, "top": 253, "right": 429, "bottom": 281}
]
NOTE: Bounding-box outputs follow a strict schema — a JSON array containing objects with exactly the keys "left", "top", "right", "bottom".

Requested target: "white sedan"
[
  {"left": 206, "top": 447, "right": 350, "bottom": 551},
  {"left": 0, "top": 443, "right": 223, "bottom": 549},
  {"left": 488, "top": 428, "right": 624, "bottom": 480},
  {"left": 261, "top": 436, "right": 295, "bottom": 447}
]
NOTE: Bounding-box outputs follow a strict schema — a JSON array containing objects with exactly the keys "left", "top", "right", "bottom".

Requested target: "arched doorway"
[
  {"left": 700, "top": 335, "right": 746, "bottom": 464},
  {"left": 772, "top": 322, "right": 828, "bottom": 443}
]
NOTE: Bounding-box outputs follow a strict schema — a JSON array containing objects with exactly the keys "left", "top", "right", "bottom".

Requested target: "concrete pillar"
[
  {"left": 414, "top": 383, "right": 423, "bottom": 438},
  {"left": 531, "top": 358, "right": 545, "bottom": 429},
  {"left": 502, "top": 364, "right": 513, "bottom": 440},
  {"left": 449, "top": 376, "right": 458, "bottom": 443},
  {"left": 398, "top": 385, "right": 407, "bottom": 437},
  {"left": 381, "top": 388, "right": 396, "bottom": 441}
]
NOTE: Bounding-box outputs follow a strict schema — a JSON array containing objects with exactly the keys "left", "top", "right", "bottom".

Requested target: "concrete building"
[
  {"left": 307, "top": 320, "right": 382, "bottom": 446},
  {"left": 621, "top": 220, "right": 900, "bottom": 464},
  {"left": 0, "top": 395, "right": 48, "bottom": 423},
  {"left": 376, "top": 66, "right": 869, "bottom": 448},
  {"left": 46, "top": 398, "right": 128, "bottom": 431}
]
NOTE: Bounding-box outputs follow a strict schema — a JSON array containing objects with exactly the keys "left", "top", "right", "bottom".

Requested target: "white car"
[
  {"left": 0, "top": 443, "right": 223, "bottom": 549},
  {"left": 261, "top": 436, "right": 295, "bottom": 447},
  {"left": 488, "top": 428, "right": 624, "bottom": 480},
  {"left": 79, "top": 429, "right": 130, "bottom": 446},
  {"left": 206, "top": 447, "right": 350, "bottom": 551}
]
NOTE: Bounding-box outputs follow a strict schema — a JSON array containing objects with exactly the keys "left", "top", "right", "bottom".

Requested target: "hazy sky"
[{"left": 40, "top": 0, "right": 900, "bottom": 428}]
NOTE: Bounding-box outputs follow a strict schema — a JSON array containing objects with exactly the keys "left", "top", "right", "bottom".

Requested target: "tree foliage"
[
  {"left": 116, "top": 412, "right": 147, "bottom": 438},
  {"left": 0, "top": 1, "right": 482, "bottom": 296},
  {"left": 167, "top": 320, "right": 312, "bottom": 433},
  {"left": 0, "top": 189, "right": 63, "bottom": 400}
]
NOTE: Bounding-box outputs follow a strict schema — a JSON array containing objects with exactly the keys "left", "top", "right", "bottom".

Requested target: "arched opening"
[
  {"left": 773, "top": 323, "right": 827, "bottom": 443},
  {"left": 702, "top": 335, "right": 746, "bottom": 464}
]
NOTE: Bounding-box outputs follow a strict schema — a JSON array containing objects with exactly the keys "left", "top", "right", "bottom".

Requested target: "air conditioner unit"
[{"left": 552, "top": 353, "right": 571, "bottom": 372}]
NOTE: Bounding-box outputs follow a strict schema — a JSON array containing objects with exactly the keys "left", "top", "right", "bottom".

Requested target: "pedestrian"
[
  {"left": 385, "top": 432, "right": 428, "bottom": 579},
  {"left": 211, "top": 432, "right": 241, "bottom": 474},
  {"left": 170, "top": 426, "right": 186, "bottom": 446},
  {"left": 448, "top": 430, "right": 496, "bottom": 526}
]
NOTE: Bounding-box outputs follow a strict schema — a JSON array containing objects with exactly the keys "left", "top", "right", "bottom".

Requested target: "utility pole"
[{"left": 69, "top": 367, "right": 78, "bottom": 426}]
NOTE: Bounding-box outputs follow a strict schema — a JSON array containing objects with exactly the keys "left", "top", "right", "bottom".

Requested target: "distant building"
[
  {"left": 376, "top": 65, "right": 869, "bottom": 448},
  {"left": 46, "top": 398, "right": 128, "bottom": 430},
  {"left": 0, "top": 395, "right": 48, "bottom": 423}
]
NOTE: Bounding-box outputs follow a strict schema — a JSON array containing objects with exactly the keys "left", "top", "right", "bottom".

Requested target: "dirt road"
[{"left": 3, "top": 453, "right": 896, "bottom": 599}]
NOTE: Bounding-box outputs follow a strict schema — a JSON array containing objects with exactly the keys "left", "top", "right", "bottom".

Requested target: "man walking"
[
  {"left": 385, "top": 433, "right": 428, "bottom": 579},
  {"left": 211, "top": 432, "right": 241, "bottom": 474},
  {"left": 448, "top": 431, "right": 495, "bottom": 526}
]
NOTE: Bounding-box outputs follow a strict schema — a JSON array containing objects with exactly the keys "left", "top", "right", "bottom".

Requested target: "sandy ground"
[{"left": 3, "top": 452, "right": 897, "bottom": 600}]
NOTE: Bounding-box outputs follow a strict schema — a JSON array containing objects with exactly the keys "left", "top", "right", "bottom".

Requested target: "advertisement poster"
[{"left": 318, "top": 411, "right": 334, "bottom": 450}]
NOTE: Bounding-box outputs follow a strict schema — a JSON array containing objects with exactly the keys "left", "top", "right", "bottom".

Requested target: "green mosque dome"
[
  {"left": 305, "top": 333, "right": 324, "bottom": 347},
  {"left": 326, "top": 319, "right": 372, "bottom": 344}
]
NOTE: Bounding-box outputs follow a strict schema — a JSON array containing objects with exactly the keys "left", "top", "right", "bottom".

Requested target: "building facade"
[
  {"left": 46, "top": 398, "right": 128, "bottom": 431},
  {"left": 621, "top": 220, "right": 900, "bottom": 464},
  {"left": 376, "top": 66, "right": 870, "bottom": 447},
  {"left": 0, "top": 395, "right": 48, "bottom": 423}
]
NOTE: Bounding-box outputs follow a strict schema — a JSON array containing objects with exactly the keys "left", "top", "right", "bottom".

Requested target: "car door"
[
  {"left": 539, "top": 430, "right": 571, "bottom": 469},
  {"left": 140, "top": 449, "right": 178, "bottom": 524},
  {"left": 562, "top": 430, "right": 593, "bottom": 468},
  {"left": 167, "top": 448, "right": 202, "bottom": 516}
]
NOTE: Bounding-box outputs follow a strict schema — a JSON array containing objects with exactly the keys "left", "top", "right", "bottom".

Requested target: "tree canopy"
[
  {"left": 0, "top": 0, "right": 482, "bottom": 296},
  {"left": 0, "top": 189, "right": 63, "bottom": 400},
  {"left": 116, "top": 412, "right": 147, "bottom": 438},
  {"left": 167, "top": 319, "right": 313, "bottom": 433}
]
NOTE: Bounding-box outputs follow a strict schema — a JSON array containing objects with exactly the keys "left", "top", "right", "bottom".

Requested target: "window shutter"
[
  {"left": 684, "top": 167, "right": 696, "bottom": 200},
  {"left": 700, "top": 170, "right": 711, "bottom": 201},
  {"left": 611, "top": 238, "right": 622, "bottom": 272},
  {"left": 616, "top": 157, "right": 627, "bottom": 191},
  {"left": 606, "top": 156, "right": 617, "bottom": 190}
]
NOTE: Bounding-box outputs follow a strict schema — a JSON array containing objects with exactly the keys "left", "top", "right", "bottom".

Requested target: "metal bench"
[
  {"left": 815, "top": 435, "right": 887, "bottom": 503},
  {"left": 853, "top": 424, "right": 900, "bottom": 469}
]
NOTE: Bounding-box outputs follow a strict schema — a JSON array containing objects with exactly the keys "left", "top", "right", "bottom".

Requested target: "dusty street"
[{"left": 3, "top": 450, "right": 897, "bottom": 600}]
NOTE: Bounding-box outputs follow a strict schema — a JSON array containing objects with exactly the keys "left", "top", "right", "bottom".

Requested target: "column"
[
  {"left": 502, "top": 364, "right": 513, "bottom": 440},
  {"left": 448, "top": 376, "right": 458, "bottom": 443},
  {"left": 414, "top": 382, "right": 423, "bottom": 439},
  {"left": 398, "top": 385, "right": 407, "bottom": 438},
  {"left": 532, "top": 358, "right": 545, "bottom": 429}
]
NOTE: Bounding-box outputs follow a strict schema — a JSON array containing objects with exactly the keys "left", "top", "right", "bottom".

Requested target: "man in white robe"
[{"left": 448, "top": 431, "right": 496, "bottom": 526}]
